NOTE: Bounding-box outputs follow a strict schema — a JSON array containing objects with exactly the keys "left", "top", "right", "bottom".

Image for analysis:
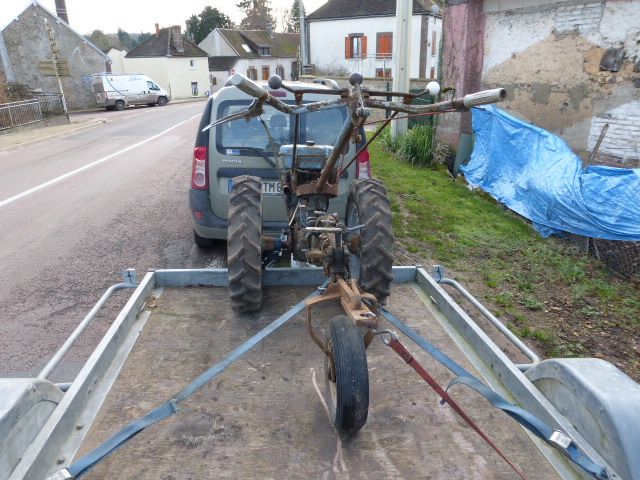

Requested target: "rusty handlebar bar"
[
  {"left": 229, "top": 72, "right": 507, "bottom": 115},
  {"left": 226, "top": 73, "right": 506, "bottom": 193}
]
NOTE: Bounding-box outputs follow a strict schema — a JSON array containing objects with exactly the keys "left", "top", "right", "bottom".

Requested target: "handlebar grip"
[
  {"left": 231, "top": 73, "right": 268, "bottom": 99},
  {"left": 462, "top": 88, "right": 507, "bottom": 108}
]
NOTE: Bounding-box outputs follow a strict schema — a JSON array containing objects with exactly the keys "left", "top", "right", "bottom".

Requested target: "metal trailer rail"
[{"left": 3, "top": 267, "right": 639, "bottom": 480}]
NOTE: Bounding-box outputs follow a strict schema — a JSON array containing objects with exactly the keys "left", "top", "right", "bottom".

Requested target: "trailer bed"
[
  {"left": 76, "top": 281, "right": 558, "bottom": 479},
  {"left": 9, "top": 267, "right": 637, "bottom": 480}
]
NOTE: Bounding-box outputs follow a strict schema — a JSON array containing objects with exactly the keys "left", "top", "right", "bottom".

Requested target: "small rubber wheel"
[
  {"left": 324, "top": 315, "right": 369, "bottom": 434},
  {"left": 157, "top": 96, "right": 167, "bottom": 106},
  {"left": 114, "top": 100, "right": 125, "bottom": 111},
  {"left": 346, "top": 179, "right": 394, "bottom": 305},
  {"left": 227, "top": 175, "right": 263, "bottom": 312}
]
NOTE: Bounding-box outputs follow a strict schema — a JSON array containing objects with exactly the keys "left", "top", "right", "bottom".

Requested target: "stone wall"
[
  {"left": 481, "top": 0, "right": 640, "bottom": 168},
  {"left": 1, "top": 4, "right": 107, "bottom": 110}
]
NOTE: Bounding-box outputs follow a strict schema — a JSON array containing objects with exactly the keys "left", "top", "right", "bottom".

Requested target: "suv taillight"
[
  {"left": 356, "top": 149, "right": 371, "bottom": 179},
  {"left": 191, "top": 146, "right": 209, "bottom": 189}
]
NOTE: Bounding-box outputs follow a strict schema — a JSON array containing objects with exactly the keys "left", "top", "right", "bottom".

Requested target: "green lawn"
[{"left": 368, "top": 137, "right": 639, "bottom": 380}]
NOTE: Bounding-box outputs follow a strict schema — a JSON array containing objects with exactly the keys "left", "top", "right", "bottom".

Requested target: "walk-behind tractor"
[{"left": 211, "top": 72, "right": 506, "bottom": 433}]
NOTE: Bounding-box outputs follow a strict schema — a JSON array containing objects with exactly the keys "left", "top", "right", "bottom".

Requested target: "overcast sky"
[{"left": 2, "top": 0, "right": 328, "bottom": 35}]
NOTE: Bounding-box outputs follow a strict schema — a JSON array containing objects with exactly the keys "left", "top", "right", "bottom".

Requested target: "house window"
[
  {"left": 259, "top": 46, "right": 271, "bottom": 56},
  {"left": 262, "top": 66, "right": 270, "bottom": 80},
  {"left": 377, "top": 32, "right": 392, "bottom": 60},
  {"left": 190, "top": 59, "right": 196, "bottom": 69},
  {"left": 375, "top": 68, "right": 392, "bottom": 78},
  {"left": 431, "top": 31, "right": 437, "bottom": 56},
  {"left": 247, "top": 67, "right": 257, "bottom": 80},
  {"left": 345, "top": 33, "right": 367, "bottom": 59},
  {"left": 191, "top": 82, "right": 199, "bottom": 96},
  {"left": 430, "top": 67, "right": 436, "bottom": 79},
  {"left": 276, "top": 65, "right": 285, "bottom": 78}
]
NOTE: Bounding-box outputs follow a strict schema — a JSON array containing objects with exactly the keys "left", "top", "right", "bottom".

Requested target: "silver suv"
[{"left": 189, "top": 80, "right": 371, "bottom": 246}]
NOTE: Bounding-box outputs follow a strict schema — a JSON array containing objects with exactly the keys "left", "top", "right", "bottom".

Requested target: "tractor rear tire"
[
  {"left": 345, "top": 179, "right": 394, "bottom": 305},
  {"left": 228, "top": 175, "right": 263, "bottom": 312},
  {"left": 324, "top": 315, "right": 369, "bottom": 434}
]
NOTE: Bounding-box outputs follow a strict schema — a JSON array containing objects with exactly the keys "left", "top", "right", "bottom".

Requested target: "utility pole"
[
  {"left": 44, "top": 18, "right": 68, "bottom": 117},
  {"left": 392, "top": 0, "right": 412, "bottom": 138},
  {"left": 298, "top": 0, "right": 306, "bottom": 77}
]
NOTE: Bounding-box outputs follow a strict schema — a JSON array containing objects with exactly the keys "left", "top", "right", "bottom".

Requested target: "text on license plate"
[{"left": 228, "top": 180, "right": 282, "bottom": 196}]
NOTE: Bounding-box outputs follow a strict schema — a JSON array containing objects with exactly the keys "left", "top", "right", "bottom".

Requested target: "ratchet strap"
[
  {"left": 55, "top": 286, "right": 325, "bottom": 479},
  {"left": 378, "top": 305, "right": 610, "bottom": 480}
]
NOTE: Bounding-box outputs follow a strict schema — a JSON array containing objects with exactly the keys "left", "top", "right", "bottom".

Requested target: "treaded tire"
[
  {"left": 227, "top": 175, "right": 263, "bottom": 312},
  {"left": 157, "top": 96, "right": 167, "bottom": 106},
  {"left": 346, "top": 179, "right": 394, "bottom": 305},
  {"left": 324, "top": 315, "right": 369, "bottom": 434},
  {"left": 193, "top": 229, "right": 215, "bottom": 248},
  {"left": 114, "top": 100, "right": 125, "bottom": 111}
]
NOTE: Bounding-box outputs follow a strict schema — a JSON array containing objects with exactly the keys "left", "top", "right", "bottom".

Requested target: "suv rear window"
[{"left": 216, "top": 100, "right": 347, "bottom": 156}]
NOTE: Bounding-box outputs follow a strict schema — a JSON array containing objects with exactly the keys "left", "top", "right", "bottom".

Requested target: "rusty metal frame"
[{"left": 306, "top": 277, "right": 379, "bottom": 357}]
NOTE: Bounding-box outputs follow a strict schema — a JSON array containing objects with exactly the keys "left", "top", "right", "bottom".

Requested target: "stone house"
[
  {"left": 121, "top": 24, "right": 210, "bottom": 99},
  {"left": 438, "top": 0, "right": 640, "bottom": 169},
  {"left": 0, "top": 0, "right": 109, "bottom": 109},
  {"left": 305, "top": 0, "right": 442, "bottom": 80},
  {"left": 198, "top": 28, "right": 300, "bottom": 92}
]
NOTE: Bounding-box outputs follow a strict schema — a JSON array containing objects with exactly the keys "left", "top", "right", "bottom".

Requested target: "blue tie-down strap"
[
  {"left": 49, "top": 285, "right": 325, "bottom": 479},
  {"left": 379, "top": 305, "right": 609, "bottom": 480},
  {"left": 446, "top": 377, "right": 609, "bottom": 480},
  {"left": 67, "top": 401, "right": 179, "bottom": 477}
]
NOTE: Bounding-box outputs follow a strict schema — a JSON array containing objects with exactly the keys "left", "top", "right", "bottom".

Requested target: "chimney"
[
  {"left": 266, "top": 21, "right": 273, "bottom": 37},
  {"left": 54, "top": 0, "right": 69, "bottom": 24},
  {"left": 172, "top": 25, "right": 184, "bottom": 53},
  {"left": 155, "top": 23, "right": 160, "bottom": 36}
]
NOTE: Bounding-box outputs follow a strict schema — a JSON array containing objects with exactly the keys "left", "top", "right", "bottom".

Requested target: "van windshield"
[{"left": 216, "top": 100, "right": 346, "bottom": 156}]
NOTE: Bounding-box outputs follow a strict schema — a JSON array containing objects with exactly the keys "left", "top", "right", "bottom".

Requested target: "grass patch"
[{"left": 369, "top": 135, "right": 640, "bottom": 379}]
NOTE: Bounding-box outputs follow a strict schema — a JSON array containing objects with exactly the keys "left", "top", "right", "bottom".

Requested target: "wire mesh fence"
[
  {"left": 0, "top": 93, "right": 66, "bottom": 131},
  {"left": 565, "top": 233, "right": 640, "bottom": 283}
]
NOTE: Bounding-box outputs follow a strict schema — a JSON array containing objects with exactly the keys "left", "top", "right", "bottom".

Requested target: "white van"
[{"left": 92, "top": 74, "right": 171, "bottom": 110}]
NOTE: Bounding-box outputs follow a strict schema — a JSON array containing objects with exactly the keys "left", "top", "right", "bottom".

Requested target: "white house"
[
  {"left": 106, "top": 48, "right": 126, "bottom": 73},
  {"left": 122, "top": 24, "right": 210, "bottom": 99},
  {"left": 199, "top": 28, "right": 300, "bottom": 92},
  {"left": 306, "top": 0, "right": 442, "bottom": 79}
]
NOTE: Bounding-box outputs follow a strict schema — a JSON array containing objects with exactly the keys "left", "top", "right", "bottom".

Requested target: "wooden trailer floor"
[{"left": 78, "top": 283, "right": 561, "bottom": 479}]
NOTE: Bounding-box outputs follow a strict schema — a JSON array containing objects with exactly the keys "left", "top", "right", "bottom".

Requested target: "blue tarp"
[{"left": 461, "top": 106, "right": 640, "bottom": 240}]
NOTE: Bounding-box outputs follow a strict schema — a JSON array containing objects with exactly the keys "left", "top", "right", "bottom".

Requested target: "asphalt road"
[{"left": 0, "top": 102, "right": 226, "bottom": 381}]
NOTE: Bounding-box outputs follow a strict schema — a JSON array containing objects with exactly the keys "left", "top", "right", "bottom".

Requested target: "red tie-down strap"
[{"left": 385, "top": 334, "right": 528, "bottom": 480}]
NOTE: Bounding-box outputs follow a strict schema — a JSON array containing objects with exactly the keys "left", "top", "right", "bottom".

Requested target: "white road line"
[{"left": 0, "top": 114, "right": 200, "bottom": 209}]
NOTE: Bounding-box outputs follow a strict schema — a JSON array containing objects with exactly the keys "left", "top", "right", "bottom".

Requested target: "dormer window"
[
  {"left": 242, "top": 44, "right": 252, "bottom": 53},
  {"left": 259, "top": 46, "right": 271, "bottom": 56}
]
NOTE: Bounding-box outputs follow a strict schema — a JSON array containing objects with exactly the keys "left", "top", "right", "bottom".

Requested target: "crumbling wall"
[
  {"left": 482, "top": 0, "right": 640, "bottom": 168},
  {"left": 2, "top": 4, "right": 107, "bottom": 110}
]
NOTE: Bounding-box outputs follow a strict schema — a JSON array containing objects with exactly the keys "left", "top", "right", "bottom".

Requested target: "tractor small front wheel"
[{"left": 324, "top": 315, "right": 369, "bottom": 434}]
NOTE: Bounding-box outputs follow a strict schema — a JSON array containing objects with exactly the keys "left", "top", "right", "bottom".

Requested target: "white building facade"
[{"left": 306, "top": 3, "right": 441, "bottom": 80}]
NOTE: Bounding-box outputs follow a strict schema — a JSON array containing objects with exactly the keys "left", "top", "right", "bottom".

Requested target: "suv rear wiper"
[{"left": 228, "top": 146, "right": 277, "bottom": 167}]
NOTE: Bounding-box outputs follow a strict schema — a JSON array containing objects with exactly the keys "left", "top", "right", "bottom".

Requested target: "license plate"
[{"left": 228, "top": 180, "right": 282, "bottom": 196}]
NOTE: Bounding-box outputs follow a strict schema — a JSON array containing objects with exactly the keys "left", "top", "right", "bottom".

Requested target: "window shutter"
[
  {"left": 345, "top": 37, "right": 352, "bottom": 59},
  {"left": 362, "top": 36, "right": 368, "bottom": 58},
  {"left": 378, "top": 33, "right": 392, "bottom": 59}
]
